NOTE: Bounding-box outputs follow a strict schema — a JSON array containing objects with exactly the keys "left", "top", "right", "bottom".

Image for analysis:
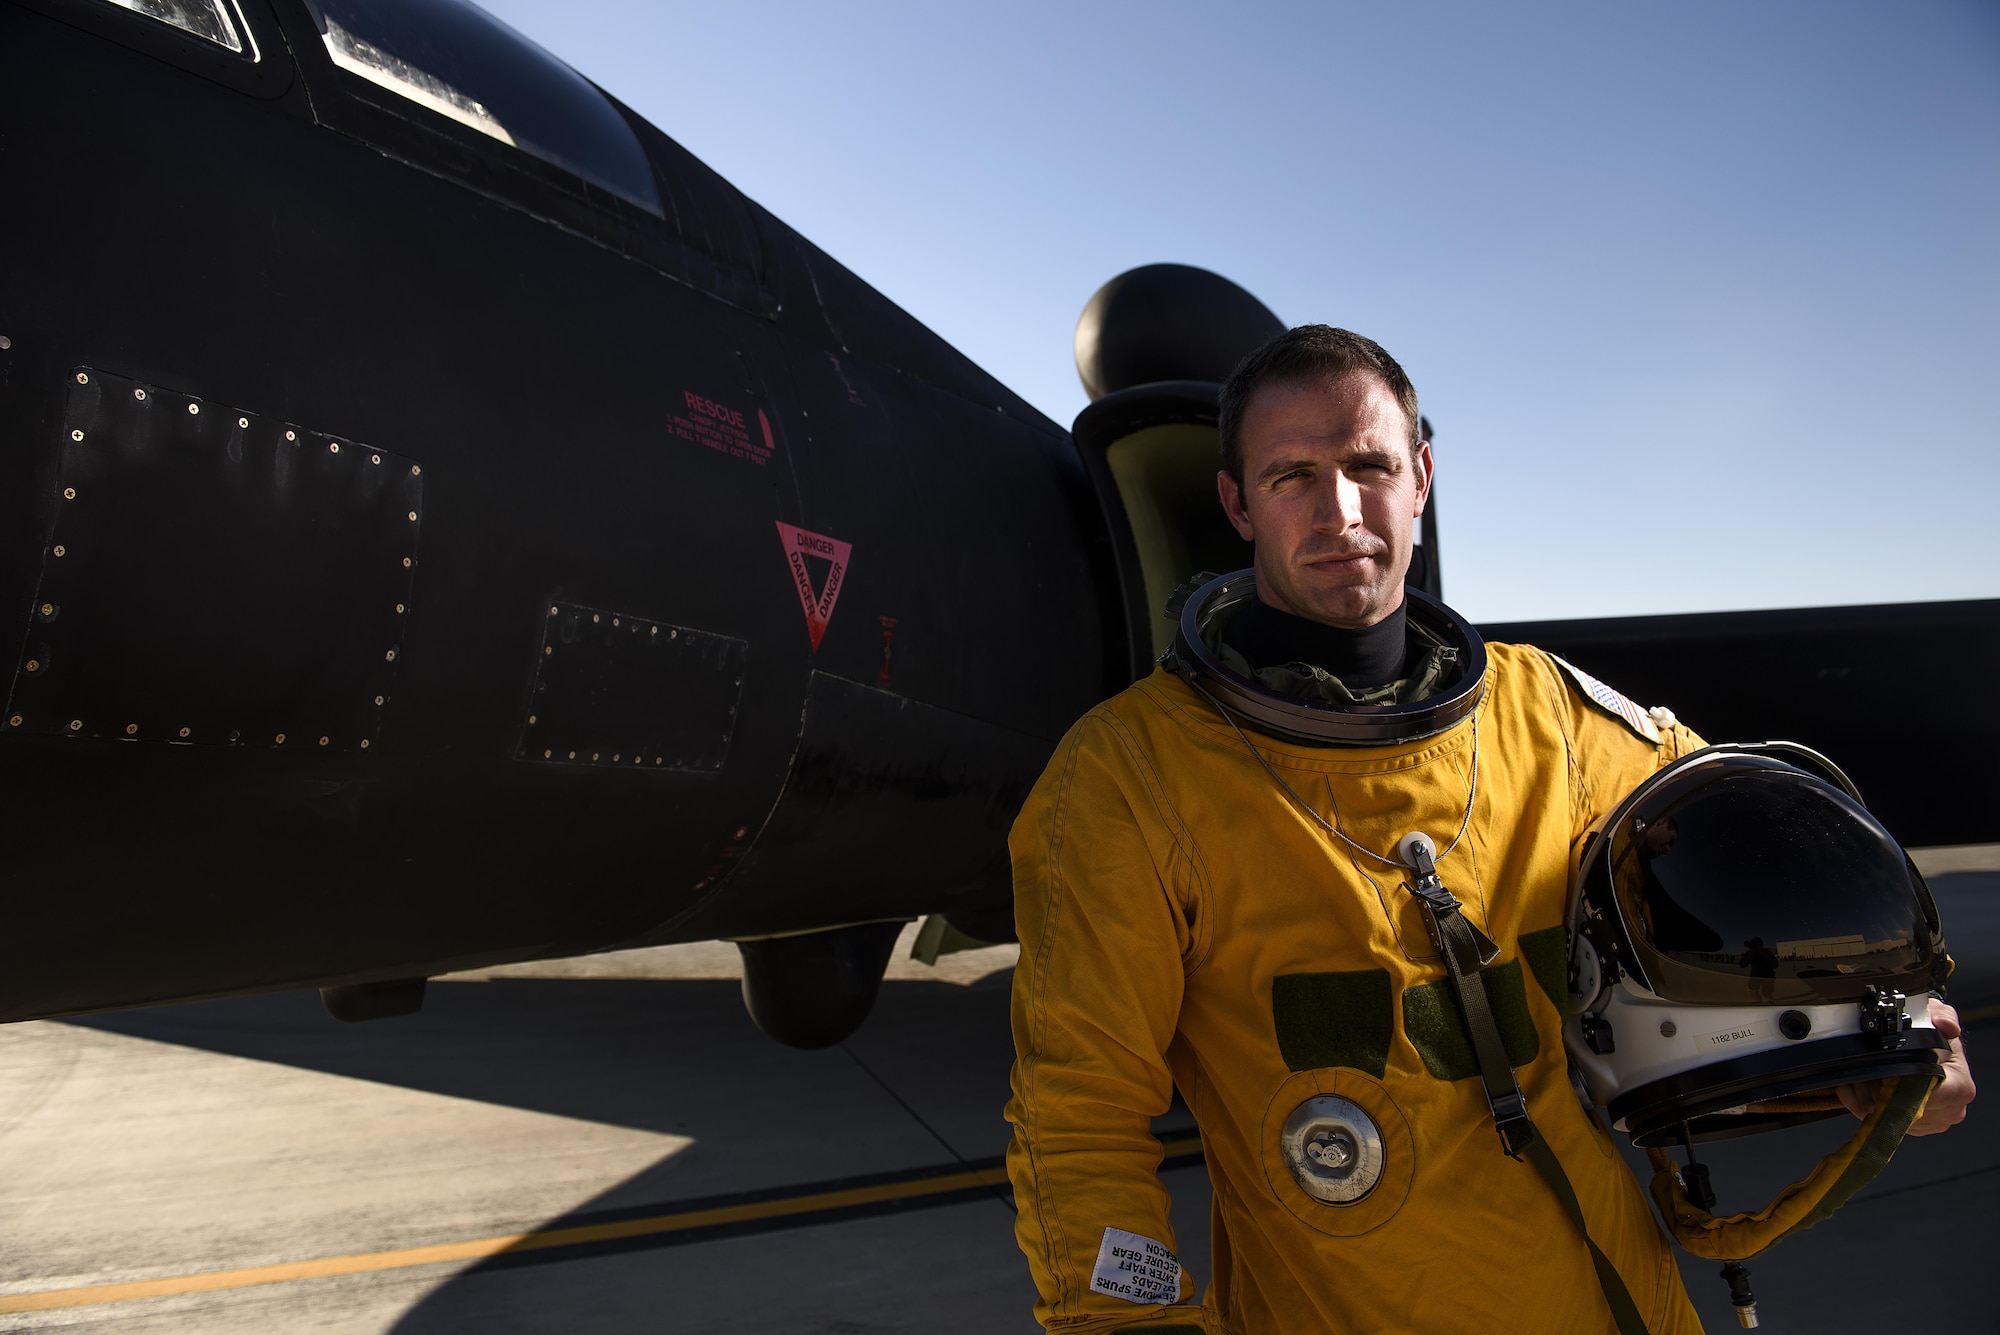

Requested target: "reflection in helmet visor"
[{"left": 1609, "top": 764, "right": 1938, "bottom": 1005}]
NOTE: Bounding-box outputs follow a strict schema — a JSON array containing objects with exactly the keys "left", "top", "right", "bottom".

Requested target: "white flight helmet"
[{"left": 1565, "top": 742, "right": 1949, "bottom": 1146}]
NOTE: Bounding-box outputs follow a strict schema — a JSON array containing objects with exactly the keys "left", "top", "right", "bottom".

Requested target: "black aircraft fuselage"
[
  {"left": 2, "top": 0, "right": 1994, "bottom": 1041},
  {"left": 1, "top": 0, "right": 1117, "bottom": 1029}
]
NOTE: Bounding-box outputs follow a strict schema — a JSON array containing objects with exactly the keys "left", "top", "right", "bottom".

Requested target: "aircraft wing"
[{"left": 1479, "top": 598, "right": 2000, "bottom": 850}]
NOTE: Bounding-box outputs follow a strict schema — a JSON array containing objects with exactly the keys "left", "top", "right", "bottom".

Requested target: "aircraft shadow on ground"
[
  {"left": 68, "top": 961, "right": 1060, "bottom": 1332},
  {"left": 69, "top": 967, "right": 1023, "bottom": 1147}
]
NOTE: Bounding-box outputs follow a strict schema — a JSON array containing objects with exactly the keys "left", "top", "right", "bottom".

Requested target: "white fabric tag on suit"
[{"left": 1090, "top": 1226, "right": 1181, "bottom": 1305}]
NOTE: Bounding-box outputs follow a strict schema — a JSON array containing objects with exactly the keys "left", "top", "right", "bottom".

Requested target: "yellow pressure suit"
[{"left": 1006, "top": 643, "right": 1707, "bottom": 1334}]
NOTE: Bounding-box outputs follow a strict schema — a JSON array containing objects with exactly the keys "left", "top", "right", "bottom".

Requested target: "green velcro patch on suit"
[
  {"left": 1271, "top": 969, "right": 1394, "bottom": 1077},
  {"left": 1402, "top": 959, "right": 1540, "bottom": 1082},
  {"left": 1517, "top": 924, "right": 1569, "bottom": 1011}
]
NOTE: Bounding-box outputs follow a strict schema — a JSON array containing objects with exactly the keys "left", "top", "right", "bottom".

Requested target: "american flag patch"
[{"left": 1549, "top": 655, "right": 1661, "bottom": 744}]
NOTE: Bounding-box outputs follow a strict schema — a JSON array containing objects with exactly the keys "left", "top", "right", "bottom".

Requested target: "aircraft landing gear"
[
  {"left": 737, "top": 921, "right": 905, "bottom": 1049},
  {"left": 320, "top": 978, "right": 427, "bottom": 1022}
]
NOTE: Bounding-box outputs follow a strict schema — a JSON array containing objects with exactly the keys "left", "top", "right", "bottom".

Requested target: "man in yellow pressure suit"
[{"left": 1003, "top": 325, "right": 1975, "bottom": 1333}]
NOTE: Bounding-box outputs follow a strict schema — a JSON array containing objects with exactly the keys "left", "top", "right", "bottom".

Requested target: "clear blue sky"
[{"left": 484, "top": 0, "right": 1998, "bottom": 623}]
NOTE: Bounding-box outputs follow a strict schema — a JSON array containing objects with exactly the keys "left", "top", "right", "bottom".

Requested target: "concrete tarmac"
[{"left": 0, "top": 868, "right": 1992, "bottom": 1333}]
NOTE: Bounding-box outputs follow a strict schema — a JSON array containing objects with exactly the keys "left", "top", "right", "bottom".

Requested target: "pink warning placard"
[
  {"left": 671, "top": 391, "right": 773, "bottom": 465},
  {"left": 775, "top": 522, "right": 852, "bottom": 652}
]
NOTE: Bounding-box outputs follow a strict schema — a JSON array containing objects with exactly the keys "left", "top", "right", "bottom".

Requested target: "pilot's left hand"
[{"left": 1837, "top": 997, "right": 1975, "bottom": 1135}]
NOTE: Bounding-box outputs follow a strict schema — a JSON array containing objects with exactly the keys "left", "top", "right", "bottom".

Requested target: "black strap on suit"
[{"left": 1404, "top": 841, "right": 1650, "bottom": 1335}]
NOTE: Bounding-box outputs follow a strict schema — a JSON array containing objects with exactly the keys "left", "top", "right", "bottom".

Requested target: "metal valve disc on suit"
[{"left": 1280, "top": 1096, "right": 1385, "bottom": 1204}]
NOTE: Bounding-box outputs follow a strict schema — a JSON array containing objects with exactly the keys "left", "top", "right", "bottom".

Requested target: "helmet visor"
[{"left": 1608, "top": 759, "right": 1940, "bottom": 1005}]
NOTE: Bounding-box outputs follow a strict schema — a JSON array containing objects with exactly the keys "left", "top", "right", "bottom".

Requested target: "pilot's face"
[{"left": 1218, "top": 372, "right": 1432, "bottom": 629}]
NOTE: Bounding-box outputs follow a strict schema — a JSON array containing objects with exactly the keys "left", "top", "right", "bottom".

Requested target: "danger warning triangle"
[{"left": 775, "top": 522, "right": 852, "bottom": 652}]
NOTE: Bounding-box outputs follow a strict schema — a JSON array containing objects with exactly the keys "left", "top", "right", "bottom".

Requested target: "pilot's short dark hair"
[{"left": 1218, "top": 325, "right": 1421, "bottom": 484}]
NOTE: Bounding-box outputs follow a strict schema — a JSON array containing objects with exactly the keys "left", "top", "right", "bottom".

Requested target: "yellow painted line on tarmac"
[{"left": 0, "top": 1136, "right": 1205, "bottom": 1315}]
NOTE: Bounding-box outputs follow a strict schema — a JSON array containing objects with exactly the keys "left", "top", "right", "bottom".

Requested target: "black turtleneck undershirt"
[{"left": 1221, "top": 595, "right": 1411, "bottom": 690}]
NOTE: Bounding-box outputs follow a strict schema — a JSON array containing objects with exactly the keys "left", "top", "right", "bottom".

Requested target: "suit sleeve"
[{"left": 1005, "top": 709, "right": 1210, "bottom": 1332}]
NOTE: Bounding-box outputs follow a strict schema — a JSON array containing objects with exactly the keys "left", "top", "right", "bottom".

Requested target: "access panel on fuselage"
[{"left": 0, "top": 8, "right": 818, "bottom": 1018}]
